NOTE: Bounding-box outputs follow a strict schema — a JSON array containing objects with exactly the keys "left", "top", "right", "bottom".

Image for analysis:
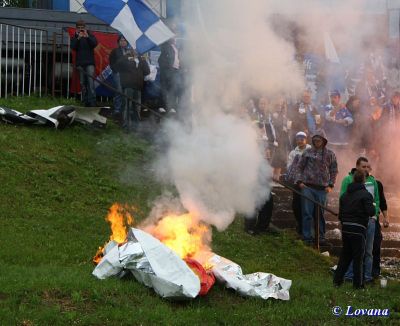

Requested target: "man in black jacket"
[
  {"left": 333, "top": 170, "right": 376, "bottom": 289},
  {"left": 109, "top": 35, "right": 150, "bottom": 131},
  {"left": 158, "top": 24, "right": 181, "bottom": 113},
  {"left": 70, "top": 20, "right": 98, "bottom": 107}
]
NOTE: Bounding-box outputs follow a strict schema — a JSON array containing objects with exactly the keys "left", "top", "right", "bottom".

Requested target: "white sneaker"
[
  {"left": 169, "top": 108, "right": 177, "bottom": 113},
  {"left": 158, "top": 107, "right": 167, "bottom": 113}
]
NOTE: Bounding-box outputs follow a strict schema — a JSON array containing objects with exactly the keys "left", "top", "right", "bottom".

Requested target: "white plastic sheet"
[
  {"left": 93, "top": 228, "right": 201, "bottom": 299},
  {"left": 93, "top": 229, "right": 292, "bottom": 301},
  {"left": 207, "top": 254, "right": 292, "bottom": 300}
]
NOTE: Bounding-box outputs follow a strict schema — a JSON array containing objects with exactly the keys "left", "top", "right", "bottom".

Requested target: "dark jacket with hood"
[
  {"left": 109, "top": 47, "right": 150, "bottom": 90},
  {"left": 70, "top": 31, "right": 98, "bottom": 67},
  {"left": 340, "top": 168, "right": 380, "bottom": 217},
  {"left": 339, "top": 182, "right": 376, "bottom": 227},
  {"left": 158, "top": 40, "right": 179, "bottom": 71},
  {"left": 295, "top": 130, "right": 338, "bottom": 189}
]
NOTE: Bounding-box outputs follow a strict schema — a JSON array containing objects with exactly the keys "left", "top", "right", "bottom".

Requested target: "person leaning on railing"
[{"left": 295, "top": 130, "right": 338, "bottom": 245}]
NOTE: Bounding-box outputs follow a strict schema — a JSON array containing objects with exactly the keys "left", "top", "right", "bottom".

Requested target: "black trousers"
[
  {"left": 334, "top": 224, "right": 366, "bottom": 288},
  {"left": 160, "top": 68, "right": 182, "bottom": 110},
  {"left": 245, "top": 193, "right": 274, "bottom": 232},
  {"left": 292, "top": 189, "right": 302, "bottom": 234},
  {"left": 372, "top": 221, "right": 383, "bottom": 278}
]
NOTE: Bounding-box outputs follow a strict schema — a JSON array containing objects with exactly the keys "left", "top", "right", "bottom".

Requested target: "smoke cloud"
[
  {"left": 144, "top": 0, "right": 399, "bottom": 230},
  {"left": 150, "top": 0, "right": 310, "bottom": 231}
]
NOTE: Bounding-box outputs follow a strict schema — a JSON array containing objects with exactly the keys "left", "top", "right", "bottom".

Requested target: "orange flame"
[
  {"left": 146, "top": 213, "right": 211, "bottom": 260},
  {"left": 93, "top": 203, "right": 134, "bottom": 264},
  {"left": 93, "top": 203, "right": 212, "bottom": 268}
]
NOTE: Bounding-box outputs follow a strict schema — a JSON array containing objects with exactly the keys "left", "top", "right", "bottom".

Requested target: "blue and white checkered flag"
[{"left": 83, "top": 0, "right": 174, "bottom": 54}]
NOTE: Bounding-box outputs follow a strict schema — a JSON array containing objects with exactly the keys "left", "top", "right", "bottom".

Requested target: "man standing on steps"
[
  {"left": 287, "top": 131, "right": 311, "bottom": 235},
  {"left": 340, "top": 157, "right": 380, "bottom": 284},
  {"left": 296, "top": 130, "right": 338, "bottom": 245}
]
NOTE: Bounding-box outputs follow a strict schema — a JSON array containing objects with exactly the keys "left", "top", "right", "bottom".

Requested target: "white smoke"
[
  {"left": 158, "top": 112, "right": 270, "bottom": 230},
  {"left": 148, "top": 0, "right": 391, "bottom": 230},
  {"left": 151, "top": 0, "right": 309, "bottom": 231}
]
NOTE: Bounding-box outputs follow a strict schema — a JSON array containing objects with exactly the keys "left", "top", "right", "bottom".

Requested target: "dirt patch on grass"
[
  {"left": 41, "top": 290, "right": 77, "bottom": 312},
  {"left": 0, "top": 292, "right": 9, "bottom": 301}
]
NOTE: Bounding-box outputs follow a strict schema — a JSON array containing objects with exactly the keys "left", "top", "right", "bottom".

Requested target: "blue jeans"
[
  {"left": 301, "top": 187, "right": 327, "bottom": 241},
  {"left": 112, "top": 72, "right": 122, "bottom": 113},
  {"left": 78, "top": 65, "right": 96, "bottom": 106},
  {"left": 344, "top": 218, "right": 376, "bottom": 282},
  {"left": 122, "top": 88, "right": 141, "bottom": 131}
]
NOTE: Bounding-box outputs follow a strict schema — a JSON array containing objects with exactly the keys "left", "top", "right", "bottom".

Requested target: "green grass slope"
[{"left": 0, "top": 97, "right": 399, "bottom": 325}]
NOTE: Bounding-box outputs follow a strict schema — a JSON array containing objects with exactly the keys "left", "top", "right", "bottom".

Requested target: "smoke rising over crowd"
[{"left": 146, "top": 0, "right": 400, "bottom": 231}]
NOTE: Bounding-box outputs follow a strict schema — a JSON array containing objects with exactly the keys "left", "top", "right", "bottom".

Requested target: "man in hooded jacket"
[
  {"left": 296, "top": 130, "right": 338, "bottom": 244},
  {"left": 340, "top": 157, "right": 379, "bottom": 283},
  {"left": 334, "top": 170, "right": 376, "bottom": 289}
]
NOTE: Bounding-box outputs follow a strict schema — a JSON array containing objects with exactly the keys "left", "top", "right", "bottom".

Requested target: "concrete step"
[{"left": 271, "top": 186, "right": 400, "bottom": 258}]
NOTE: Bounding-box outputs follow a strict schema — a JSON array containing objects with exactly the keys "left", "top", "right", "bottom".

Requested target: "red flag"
[{"left": 67, "top": 28, "right": 119, "bottom": 94}]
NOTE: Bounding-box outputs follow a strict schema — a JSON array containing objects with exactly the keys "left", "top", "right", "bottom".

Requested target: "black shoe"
[
  {"left": 303, "top": 239, "right": 314, "bottom": 246},
  {"left": 245, "top": 229, "right": 257, "bottom": 236},
  {"left": 353, "top": 284, "right": 365, "bottom": 290},
  {"left": 319, "top": 239, "right": 327, "bottom": 246},
  {"left": 365, "top": 279, "right": 375, "bottom": 285},
  {"left": 333, "top": 282, "right": 342, "bottom": 288}
]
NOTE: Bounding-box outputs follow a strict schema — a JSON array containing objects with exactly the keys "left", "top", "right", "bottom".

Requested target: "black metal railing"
[
  {"left": 275, "top": 178, "right": 338, "bottom": 251},
  {"left": 76, "top": 65, "right": 164, "bottom": 118},
  {"left": 0, "top": 21, "right": 49, "bottom": 97},
  {"left": 0, "top": 0, "right": 52, "bottom": 9}
]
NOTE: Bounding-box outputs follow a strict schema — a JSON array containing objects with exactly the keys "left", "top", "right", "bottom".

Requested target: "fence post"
[
  {"left": 52, "top": 32, "right": 56, "bottom": 97},
  {"left": 45, "top": 31, "right": 49, "bottom": 96}
]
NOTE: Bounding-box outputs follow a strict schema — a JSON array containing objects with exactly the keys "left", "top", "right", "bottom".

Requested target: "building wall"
[{"left": 69, "top": 0, "right": 167, "bottom": 17}]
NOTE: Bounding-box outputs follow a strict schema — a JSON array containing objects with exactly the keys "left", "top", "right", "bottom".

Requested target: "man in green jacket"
[{"left": 339, "top": 157, "right": 379, "bottom": 283}]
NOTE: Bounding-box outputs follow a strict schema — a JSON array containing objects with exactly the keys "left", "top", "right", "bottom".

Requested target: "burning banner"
[
  {"left": 94, "top": 228, "right": 202, "bottom": 299},
  {"left": 92, "top": 203, "right": 292, "bottom": 300}
]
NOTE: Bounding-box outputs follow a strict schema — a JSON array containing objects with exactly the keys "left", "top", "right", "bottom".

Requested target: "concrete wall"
[{"left": 69, "top": 0, "right": 167, "bottom": 17}]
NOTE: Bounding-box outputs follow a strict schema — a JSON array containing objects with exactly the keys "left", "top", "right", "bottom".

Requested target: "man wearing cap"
[
  {"left": 70, "top": 20, "right": 98, "bottom": 107},
  {"left": 296, "top": 130, "right": 338, "bottom": 244},
  {"left": 324, "top": 90, "right": 354, "bottom": 147},
  {"left": 287, "top": 131, "right": 311, "bottom": 234}
]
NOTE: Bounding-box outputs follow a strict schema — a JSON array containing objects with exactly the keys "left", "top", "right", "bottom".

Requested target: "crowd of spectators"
[
  {"left": 70, "top": 20, "right": 396, "bottom": 288},
  {"left": 71, "top": 20, "right": 183, "bottom": 132},
  {"left": 242, "top": 58, "right": 396, "bottom": 289}
]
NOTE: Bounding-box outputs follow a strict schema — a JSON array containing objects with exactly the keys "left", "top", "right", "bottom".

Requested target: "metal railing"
[
  {"left": 76, "top": 65, "right": 163, "bottom": 118},
  {"left": 275, "top": 178, "right": 338, "bottom": 251},
  {"left": 51, "top": 29, "right": 72, "bottom": 98},
  {"left": 0, "top": 22, "right": 49, "bottom": 97},
  {"left": 0, "top": 1, "right": 52, "bottom": 9}
]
